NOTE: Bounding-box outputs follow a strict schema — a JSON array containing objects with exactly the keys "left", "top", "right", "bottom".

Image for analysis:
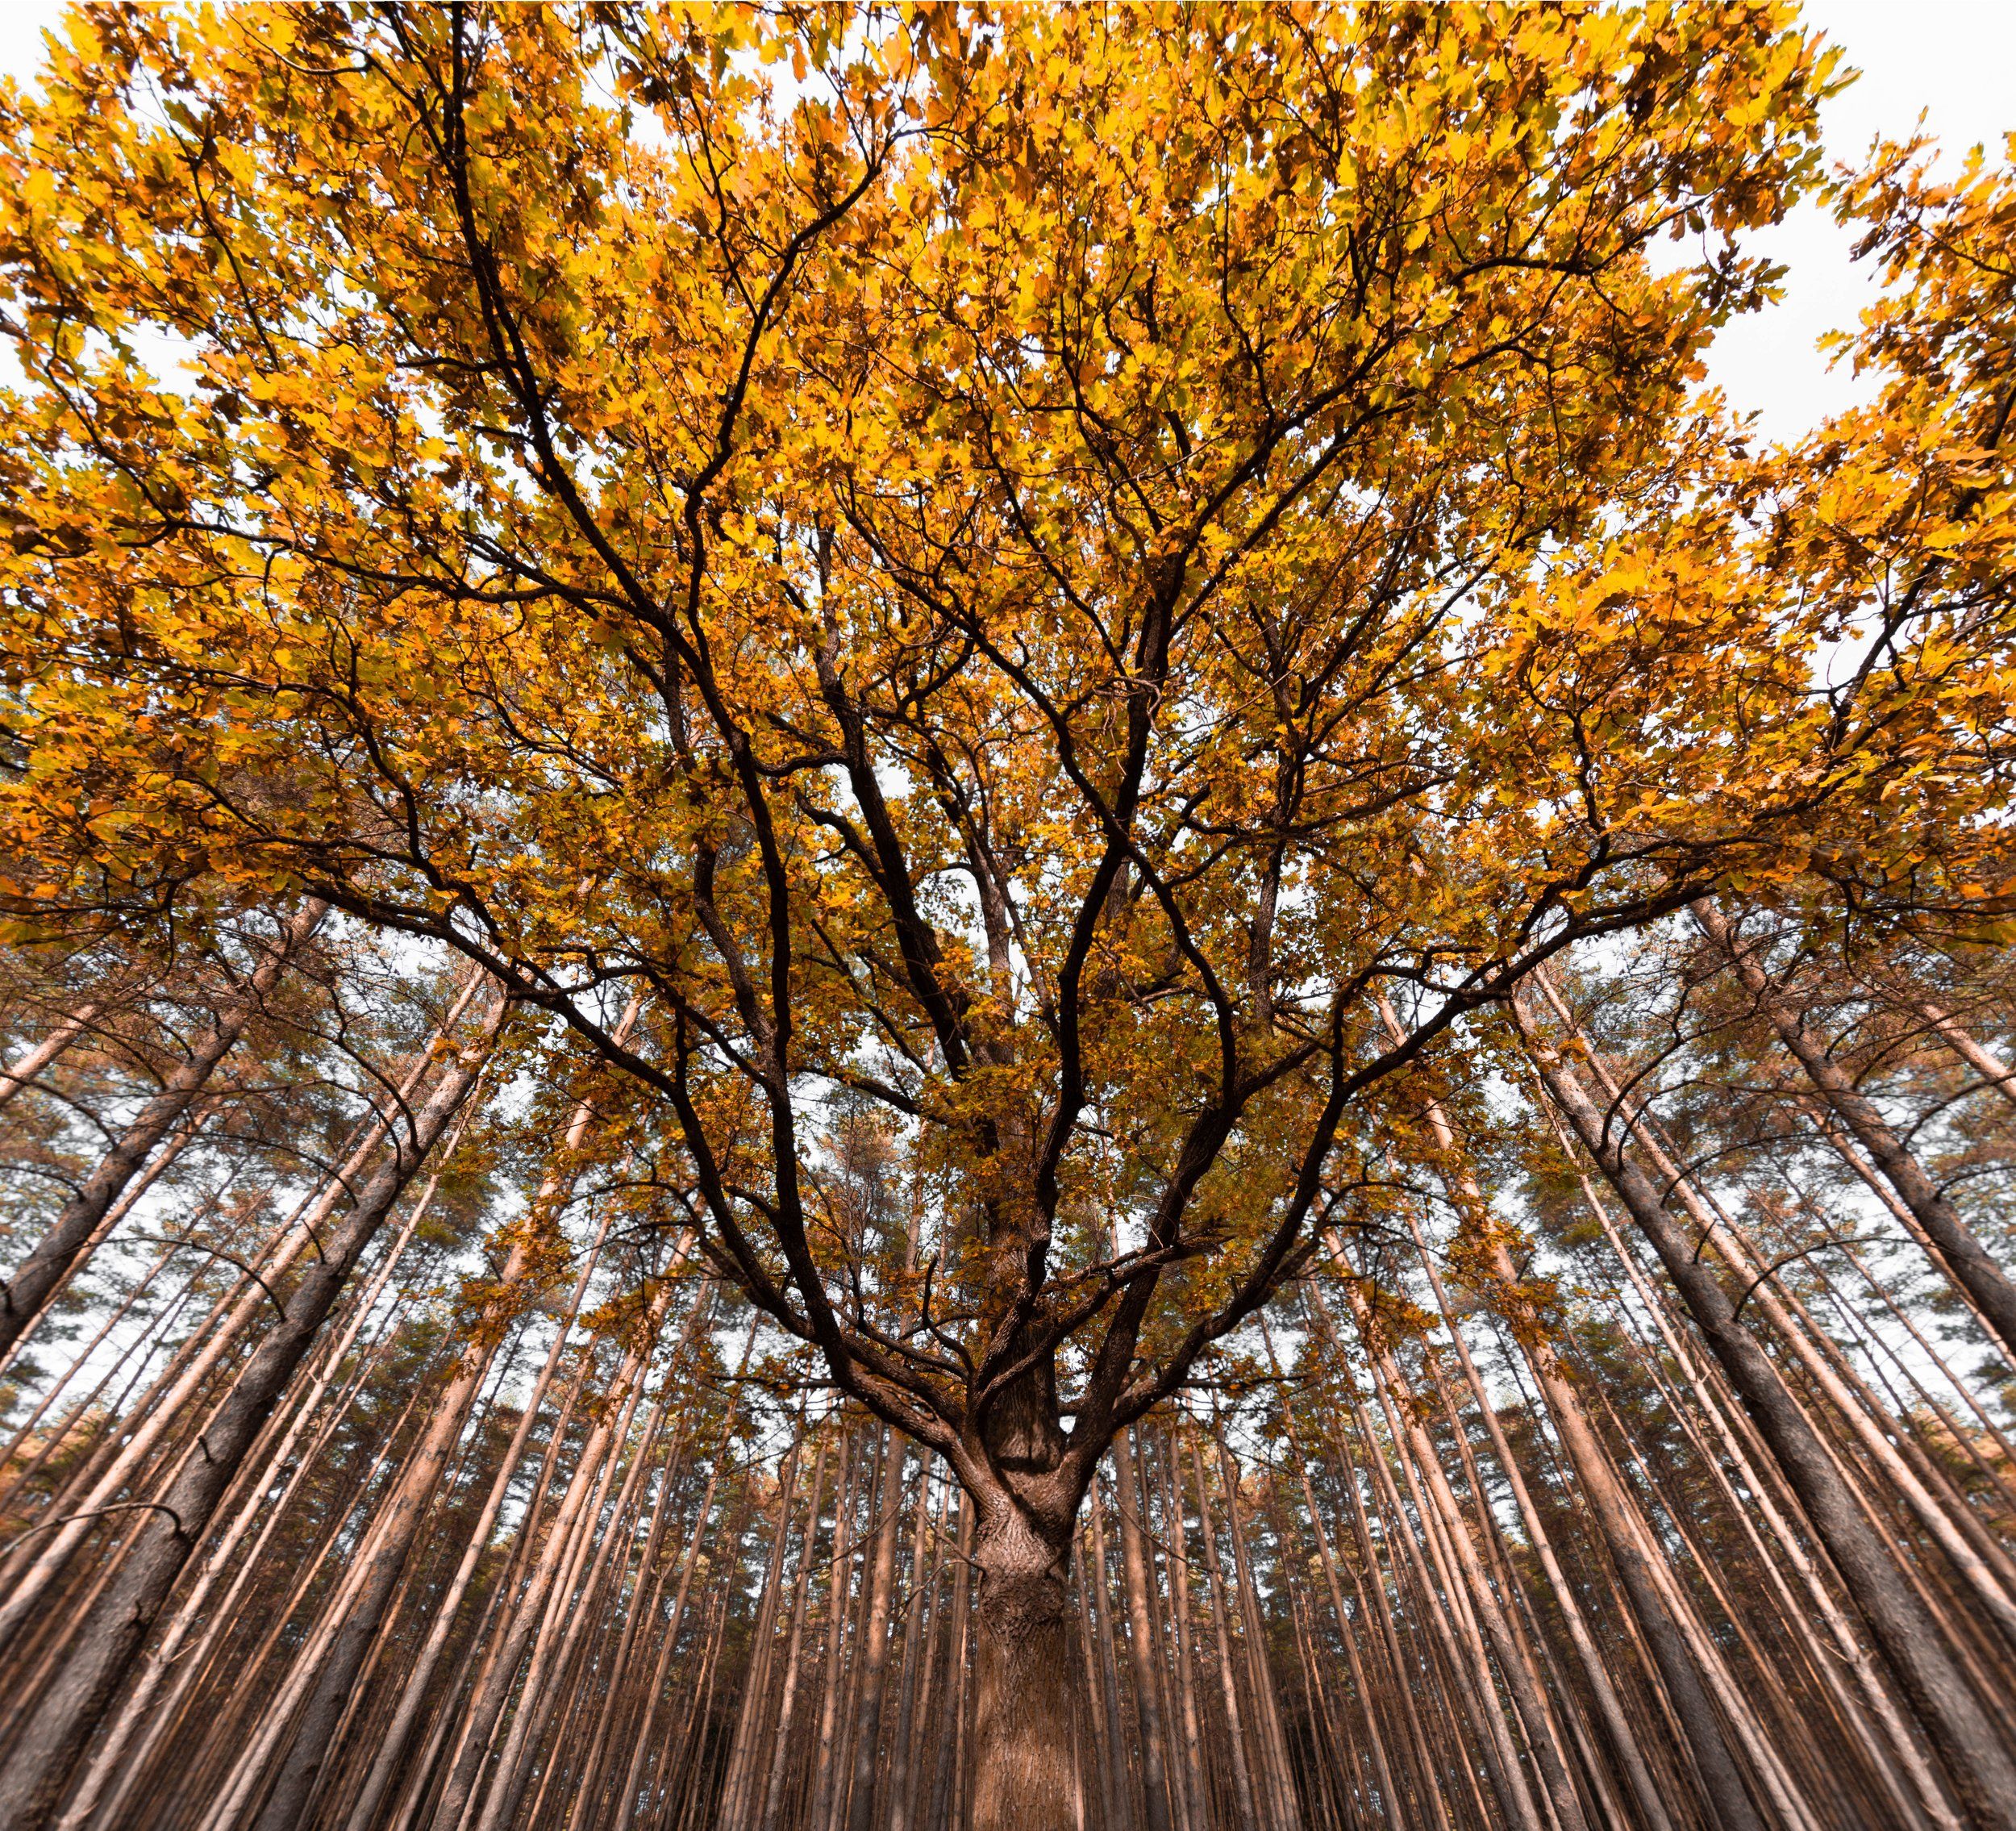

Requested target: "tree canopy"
[{"left": 3, "top": 8, "right": 2014, "bottom": 1828}]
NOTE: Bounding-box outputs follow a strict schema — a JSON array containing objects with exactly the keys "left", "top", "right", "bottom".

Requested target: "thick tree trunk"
[{"left": 969, "top": 1501, "right": 1081, "bottom": 1831}]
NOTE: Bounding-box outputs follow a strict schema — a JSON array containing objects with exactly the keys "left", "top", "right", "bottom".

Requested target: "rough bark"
[{"left": 969, "top": 1500, "right": 1081, "bottom": 1831}]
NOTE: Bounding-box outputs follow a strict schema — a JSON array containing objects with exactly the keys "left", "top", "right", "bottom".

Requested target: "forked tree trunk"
[{"left": 969, "top": 1501, "right": 1081, "bottom": 1831}]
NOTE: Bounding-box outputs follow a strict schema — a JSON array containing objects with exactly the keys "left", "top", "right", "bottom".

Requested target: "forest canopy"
[{"left": 2, "top": 6, "right": 2015, "bottom": 1831}]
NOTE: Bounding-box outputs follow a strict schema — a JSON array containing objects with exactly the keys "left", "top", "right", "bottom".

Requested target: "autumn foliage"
[{"left": 2, "top": 6, "right": 2014, "bottom": 1830}]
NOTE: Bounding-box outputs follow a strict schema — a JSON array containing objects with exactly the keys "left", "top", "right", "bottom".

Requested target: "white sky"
[{"left": 0, "top": 0, "right": 2010, "bottom": 444}]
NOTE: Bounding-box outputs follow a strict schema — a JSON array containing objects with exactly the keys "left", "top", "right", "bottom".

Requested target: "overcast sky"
[{"left": 2, "top": 1, "right": 2010, "bottom": 445}]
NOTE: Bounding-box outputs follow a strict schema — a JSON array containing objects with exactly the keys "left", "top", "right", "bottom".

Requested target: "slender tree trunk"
[
  {"left": 1215, "top": 1434, "right": 1307, "bottom": 1831},
  {"left": 0, "top": 1194, "right": 190, "bottom": 1505},
  {"left": 1186, "top": 1431, "right": 1262, "bottom": 1830},
  {"left": 1692, "top": 900, "right": 2016, "bottom": 1360},
  {"left": 1409, "top": 1231, "right": 1681, "bottom": 1831},
  {"left": 59, "top": 1132, "right": 468, "bottom": 1831},
  {"left": 804, "top": 1429, "right": 860, "bottom": 1831},
  {"left": 929, "top": 1479, "right": 975, "bottom": 1831},
  {"left": 757, "top": 1437, "right": 831, "bottom": 1831},
  {"left": 1368, "top": 995, "right": 1688, "bottom": 1831},
  {"left": 345, "top": 1212, "right": 626, "bottom": 1831},
  {"left": 1259, "top": 1318, "right": 1405, "bottom": 1831},
  {"left": 610, "top": 1320, "right": 758, "bottom": 1831},
  {"left": 1156, "top": 1438, "right": 1212, "bottom": 1831},
  {"left": 1297, "top": 1315, "right": 1456, "bottom": 1831},
  {"left": 1113, "top": 1428, "right": 1177, "bottom": 1831},
  {"left": 718, "top": 1426, "right": 803, "bottom": 1830},
  {"left": 843, "top": 1433, "right": 907, "bottom": 1831},
  {"left": 1519, "top": 994, "right": 2016, "bottom": 1830},
  {"left": 0, "top": 967, "right": 490, "bottom": 1633},
  {"left": 1088, "top": 1485, "right": 1135, "bottom": 1831},
  {"left": 466, "top": 1295, "right": 672, "bottom": 1831},
  {"left": 0, "top": 903, "right": 323, "bottom": 1355},
  {"left": 884, "top": 1461, "right": 940, "bottom": 1831},
  {"left": 1530, "top": 1085, "right": 1968, "bottom": 1831},
  {"left": 245, "top": 1301, "right": 509, "bottom": 1830},
  {"left": 1910, "top": 995, "right": 2016, "bottom": 1113},
  {"left": 564, "top": 1336, "right": 713, "bottom": 1831},
  {"left": 1534, "top": 971, "right": 2016, "bottom": 1647},
  {"left": 0, "top": 1001, "right": 100, "bottom": 1114},
  {"left": 1075, "top": 1544, "right": 1123, "bottom": 1831},
  {"left": 0, "top": 1005, "right": 495, "bottom": 1831}
]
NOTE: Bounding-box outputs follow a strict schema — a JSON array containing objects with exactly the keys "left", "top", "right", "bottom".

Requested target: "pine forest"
[{"left": 4, "top": 6, "right": 2016, "bottom": 1830}]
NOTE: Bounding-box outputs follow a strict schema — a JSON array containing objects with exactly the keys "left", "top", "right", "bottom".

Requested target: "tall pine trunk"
[
  {"left": 0, "top": 903, "right": 323, "bottom": 1355},
  {"left": 0, "top": 1006, "right": 494, "bottom": 1831},
  {"left": 1692, "top": 900, "right": 2016, "bottom": 1361},
  {"left": 1519, "top": 994, "right": 2016, "bottom": 1830}
]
